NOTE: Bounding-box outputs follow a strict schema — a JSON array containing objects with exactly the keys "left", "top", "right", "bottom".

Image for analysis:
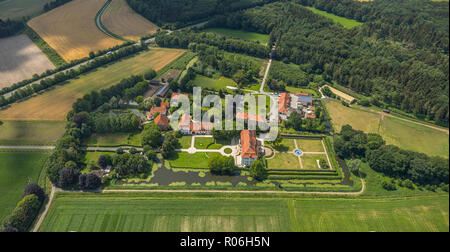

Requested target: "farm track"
[
  {"left": 95, "top": 0, "right": 130, "bottom": 42},
  {"left": 359, "top": 107, "right": 449, "bottom": 135}
]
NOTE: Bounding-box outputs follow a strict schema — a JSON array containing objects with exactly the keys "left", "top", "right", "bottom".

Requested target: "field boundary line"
[{"left": 33, "top": 186, "right": 56, "bottom": 232}]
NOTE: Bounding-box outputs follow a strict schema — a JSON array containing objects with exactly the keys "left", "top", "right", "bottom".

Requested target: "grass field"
[
  {"left": 85, "top": 132, "right": 142, "bottom": 147},
  {"left": 285, "top": 86, "right": 319, "bottom": 98},
  {"left": 0, "top": 120, "right": 65, "bottom": 145},
  {"left": 190, "top": 75, "right": 237, "bottom": 90},
  {"left": 305, "top": 6, "right": 363, "bottom": 28},
  {"left": 380, "top": 116, "right": 449, "bottom": 157},
  {"left": 203, "top": 28, "right": 270, "bottom": 45},
  {"left": 295, "top": 139, "right": 325, "bottom": 153},
  {"left": 194, "top": 137, "right": 228, "bottom": 150},
  {"left": 0, "top": 151, "right": 49, "bottom": 222},
  {"left": 0, "top": 48, "right": 185, "bottom": 121},
  {"left": 101, "top": 0, "right": 159, "bottom": 41},
  {"left": 325, "top": 100, "right": 380, "bottom": 134},
  {"left": 178, "top": 136, "right": 192, "bottom": 149},
  {"left": 267, "top": 153, "right": 301, "bottom": 170},
  {"left": 324, "top": 100, "right": 449, "bottom": 157},
  {"left": 0, "top": 0, "right": 53, "bottom": 20},
  {"left": 38, "top": 193, "right": 449, "bottom": 232},
  {"left": 0, "top": 34, "right": 55, "bottom": 89},
  {"left": 28, "top": 0, "right": 123, "bottom": 62},
  {"left": 168, "top": 152, "right": 222, "bottom": 168}
]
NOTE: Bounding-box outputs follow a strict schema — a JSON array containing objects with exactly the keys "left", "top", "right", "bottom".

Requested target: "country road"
[{"left": 359, "top": 107, "right": 449, "bottom": 135}]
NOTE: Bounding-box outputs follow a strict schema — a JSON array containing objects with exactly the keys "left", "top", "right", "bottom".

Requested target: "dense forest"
[
  {"left": 204, "top": 0, "right": 449, "bottom": 126},
  {"left": 0, "top": 19, "right": 24, "bottom": 38},
  {"left": 126, "top": 0, "right": 277, "bottom": 28}
]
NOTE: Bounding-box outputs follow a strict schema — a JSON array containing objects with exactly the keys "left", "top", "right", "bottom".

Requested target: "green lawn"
[
  {"left": 0, "top": 151, "right": 49, "bottom": 222},
  {"left": 178, "top": 136, "right": 192, "bottom": 149},
  {"left": 380, "top": 116, "right": 449, "bottom": 158},
  {"left": 285, "top": 86, "right": 319, "bottom": 98},
  {"left": 0, "top": 120, "right": 65, "bottom": 145},
  {"left": 301, "top": 154, "right": 329, "bottom": 170},
  {"left": 168, "top": 152, "right": 222, "bottom": 168},
  {"left": 39, "top": 193, "right": 449, "bottom": 232},
  {"left": 268, "top": 139, "right": 297, "bottom": 152},
  {"left": 0, "top": 0, "right": 53, "bottom": 20},
  {"left": 194, "top": 137, "right": 228, "bottom": 150},
  {"left": 267, "top": 153, "right": 301, "bottom": 170},
  {"left": 85, "top": 151, "right": 114, "bottom": 165},
  {"left": 295, "top": 139, "right": 325, "bottom": 153},
  {"left": 190, "top": 75, "right": 237, "bottom": 90},
  {"left": 84, "top": 132, "right": 142, "bottom": 147},
  {"left": 305, "top": 7, "right": 363, "bottom": 28},
  {"left": 203, "top": 28, "right": 270, "bottom": 44}
]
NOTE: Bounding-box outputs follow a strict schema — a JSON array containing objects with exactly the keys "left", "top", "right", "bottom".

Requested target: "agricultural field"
[
  {"left": 203, "top": 28, "right": 270, "bottom": 45},
  {"left": 0, "top": 34, "right": 55, "bottom": 89},
  {"left": 285, "top": 86, "right": 319, "bottom": 98},
  {"left": 0, "top": 151, "right": 49, "bottom": 222},
  {"left": 0, "top": 120, "right": 65, "bottom": 145},
  {"left": 324, "top": 100, "right": 450, "bottom": 157},
  {"left": 101, "top": 0, "right": 159, "bottom": 41},
  {"left": 0, "top": 48, "right": 186, "bottom": 121},
  {"left": 305, "top": 6, "right": 363, "bottom": 28},
  {"left": 0, "top": 0, "right": 53, "bottom": 20},
  {"left": 38, "top": 193, "right": 449, "bottom": 232},
  {"left": 27, "top": 0, "right": 123, "bottom": 62}
]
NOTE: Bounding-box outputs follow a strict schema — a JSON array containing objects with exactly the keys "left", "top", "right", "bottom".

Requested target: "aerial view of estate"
[{"left": 0, "top": 0, "right": 448, "bottom": 235}]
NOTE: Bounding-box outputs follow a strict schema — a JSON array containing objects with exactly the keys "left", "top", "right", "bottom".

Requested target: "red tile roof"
[
  {"left": 191, "top": 122, "right": 213, "bottom": 132},
  {"left": 171, "top": 93, "right": 189, "bottom": 100},
  {"left": 241, "top": 130, "right": 258, "bottom": 159},
  {"left": 296, "top": 92, "right": 311, "bottom": 97},
  {"left": 154, "top": 114, "right": 169, "bottom": 129},
  {"left": 160, "top": 101, "right": 170, "bottom": 108},
  {"left": 179, "top": 113, "right": 191, "bottom": 130},
  {"left": 236, "top": 112, "right": 266, "bottom": 123},
  {"left": 278, "top": 93, "right": 291, "bottom": 113},
  {"left": 306, "top": 113, "right": 316, "bottom": 119},
  {"left": 150, "top": 106, "right": 166, "bottom": 115}
]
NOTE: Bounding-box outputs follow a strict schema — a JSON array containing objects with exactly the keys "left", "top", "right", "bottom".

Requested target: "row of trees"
[
  {"left": 1, "top": 184, "right": 45, "bottom": 232},
  {"left": 155, "top": 30, "right": 270, "bottom": 59},
  {"left": 0, "top": 44, "right": 147, "bottom": 108},
  {"left": 206, "top": 1, "right": 449, "bottom": 125},
  {"left": 0, "top": 41, "right": 134, "bottom": 96},
  {"left": 334, "top": 125, "right": 449, "bottom": 186},
  {"left": 43, "top": 0, "right": 72, "bottom": 12}
]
